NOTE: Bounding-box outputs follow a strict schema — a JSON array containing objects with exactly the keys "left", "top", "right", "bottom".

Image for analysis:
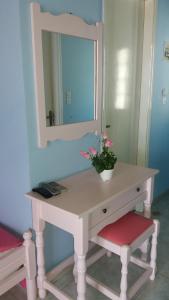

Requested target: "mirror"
[
  {"left": 31, "top": 3, "right": 102, "bottom": 147},
  {"left": 42, "top": 31, "right": 95, "bottom": 126}
]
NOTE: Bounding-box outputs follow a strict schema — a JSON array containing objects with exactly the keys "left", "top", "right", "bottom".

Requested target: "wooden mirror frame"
[{"left": 31, "top": 3, "right": 103, "bottom": 147}]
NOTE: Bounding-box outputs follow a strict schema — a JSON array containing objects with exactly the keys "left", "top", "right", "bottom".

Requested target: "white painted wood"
[
  {"left": 103, "top": 0, "right": 156, "bottom": 167},
  {"left": 120, "top": 246, "right": 130, "bottom": 300},
  {"left": 89, "top": 183, "right": 145, "bottom": 229},
  {"left": 46, "top": 247, "right": 106, "bottom": 284},
  {"left": 26, "top": 163, "right": 158, "bottom": 217},
  {"left": 76, "top": 255, "right": 86, "bottom": 300},
  {"left": 86, "top": 274, "right": 119, "bottom": 300},
  {"left": 26, "top": 162, "right": 158, "bottom": 300},
  {"left": 89, "top": 217, "right": 159, "bottom": 300},
  {"left": 46, "top": 247, "right": 106, "bottom": 287},
  {"left": 0, "top": 285, "right": 27, "bottom": 300},
  {"left": 128, "top": 268, "right": 152, "bottom": 299},
  {"left": 130, "top": 255, "right": 150, "bottom": 269},
  {"left": 137, "top": 0, "right": 157, "bottom": 166},
  {"left": 74, "top": 217, "right": 88, "bottom": 300},
  {"left": 91, "top": 223, "right": 154, "bottom": 258},
  {"left": 36, "top": 230, "right": 46, "bottom": 299},
  {"left": 0, "top": 231, "right": 36, "bottom": 300},
  {"left": 129, "top": 225, "right": 154, "bottom": 252},
  {"left": 106, "top": 251, "right": 112, "bottom": 258},
  {"left": 86, "top": 248, "right": 106, "bottom": 267},
  {"left": 73, "top": 253, "right": 78, "bottom": 283},
  {"left": 0, "top": 247, "right": 25, "bottom": 280},
  {"left": 91, "top": 235, "right": 121, "bottom": 256},
  {"left": 0, "top": 269, "right": 26, "bottom": 296},
  {"left": 103, "top": 0, "right": 145, "bottom": 165},
  {"left": 32, "top": 3, "right": 99, "bottom": 40},
  {"left": 31, "top": 201, "right": 46, "bottom": 298},
  {"left": 137, "top": 175, "right": 155, "bottom": 224},
  {"left": 30, "top": 3, "right": 103, "bottom": 147},
  {"left": 44, "top": 280, "right": 73, "bottom": 300},
  {"left": 37, "top": 201, "right": 80, "bottom": 235},
  {"left": 144, "top": 177, "right": 154, "bottom": 218},
  {"left": 23, "top": 231, "right": 37, "bottom": 300},
  {"left": 139, "top": 239, "right": 150, "bottom": 261},
  {"left": 0, "top": 248, "right": 14, "bottom": 258},
  {"left": 150, "top": 219, "right": 160, "bottom": 280},
  {"left": 90, "top": 192, "right": 148, "bottom": 238},
  {"left": 138, "top": 177, "right": 155, "bottom": 258},
  {"left": 45, "top": 120, "right": 100, "bottom": 143},
  {"left": 47, "top": 256, "right": 74, "bottom": 282}
]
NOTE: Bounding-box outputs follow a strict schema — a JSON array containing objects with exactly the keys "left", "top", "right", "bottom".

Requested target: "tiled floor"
[
  {"left": 1, "top": 192, "right": 169, "bottom": 299},
  {"left": 46, "top": 192, "right": 169, "bottom": 300}
]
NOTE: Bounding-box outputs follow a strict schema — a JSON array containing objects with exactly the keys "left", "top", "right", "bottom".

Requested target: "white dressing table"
[{"left": 26, "top": 162, "right": 158, "bottom": 300}]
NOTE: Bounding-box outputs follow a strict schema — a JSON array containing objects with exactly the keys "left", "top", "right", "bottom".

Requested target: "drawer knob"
[
  {"left": 102, "top": 208, "right": 107, "bottom": 214},
  {"left": 136, "top": 187, "right": 140, "bottom": 192}
]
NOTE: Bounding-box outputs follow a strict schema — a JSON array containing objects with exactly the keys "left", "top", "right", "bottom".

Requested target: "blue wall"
[
  {"left": 0, "top": 0, "right": 101, "bottom": 271},
  {"left": 0, "top": 1, "right": 32, "bottom": 233},
  {"left": 149, "top": 0, "right": 169, "bottom": 197}
]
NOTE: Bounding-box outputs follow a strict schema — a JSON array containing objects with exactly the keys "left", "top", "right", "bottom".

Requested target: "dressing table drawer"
[{"left": 89, "top": 183, "right": 146, "bottom": 229}]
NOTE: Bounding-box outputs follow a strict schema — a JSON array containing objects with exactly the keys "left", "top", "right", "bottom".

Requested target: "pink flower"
[
  {"left": 80, "top": 151, "right": 90, "bottom": 159},
  {"left": 105, "top": 139, "right": 113, "bottom": 148},
  {"left": 89, "top": 147, "right": 97, "bottom": 155},
  {"left": 102, "top": 132, "right": 108, "bottom": 140}
]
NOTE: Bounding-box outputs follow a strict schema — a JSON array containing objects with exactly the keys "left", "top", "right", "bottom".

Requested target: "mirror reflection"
[{"left": 42, "top": 31, "right": 95, "bottom": 127}]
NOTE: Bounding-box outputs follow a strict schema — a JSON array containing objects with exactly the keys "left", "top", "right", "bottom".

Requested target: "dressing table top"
[{"left": 26, "top": 162, "right": 158, "bottom": 218}]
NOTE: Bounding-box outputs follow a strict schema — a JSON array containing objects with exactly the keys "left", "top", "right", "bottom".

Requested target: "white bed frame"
[{"left": 0, "top": 230, "right": 36, "bottom": 300}]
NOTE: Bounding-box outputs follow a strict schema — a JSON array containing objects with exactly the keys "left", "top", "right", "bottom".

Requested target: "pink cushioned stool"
[
  {"left": 0, "top": 225, "right": 36, "bottom": 300},
  {"left": 88, "top": 212, "right": 160, "bottom": 300}
]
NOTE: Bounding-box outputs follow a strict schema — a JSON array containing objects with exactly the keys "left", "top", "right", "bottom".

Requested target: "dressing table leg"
[
  {"left": 36, "top": 224, "right": 46, "bottom": 299},
  {"left": 74, "top": 217, "right": 88, "bottom": 300},
  {"left": 73, "top": 253, "right": 77, "bottom": 283},
  {"left": 76, "top": 254, "right": 86, "bottom": 300},
  {"left": 140, "top": 177, "right": 154, "bottom": 260},
  {"left": 144, "top": 177, "right": 154, "bottom": 218}
]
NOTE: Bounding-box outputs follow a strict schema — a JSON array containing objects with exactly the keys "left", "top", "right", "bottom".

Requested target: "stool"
[
  {"left": 88, "top": 212, "right": 160, "bottom": 300},
  {"left": 0, "top": 226, "right": 36, "bottom": 300}
]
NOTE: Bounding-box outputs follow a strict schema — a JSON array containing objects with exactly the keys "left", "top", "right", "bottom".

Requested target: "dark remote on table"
[{"left": 32, "top": 187, "right": 53, "bottom": 199}]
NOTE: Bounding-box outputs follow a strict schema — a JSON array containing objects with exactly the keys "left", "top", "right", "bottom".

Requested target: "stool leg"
[
  {"left": 120, "top": 246, "right": 130, "bottom": 300},
  {"left": 150, "top": 220, "right": 160, "bottom": 280},
  {"left": 23, "top": 231, "right": 37, "bottom": 300},
  {"left": 106, "top": 251, "right": 112, "bottom": 258},
  {"left": 140, "top": 239, "right": 150, "bottom": 261}
]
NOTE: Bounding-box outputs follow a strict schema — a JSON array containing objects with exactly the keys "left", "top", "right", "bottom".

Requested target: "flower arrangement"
[{"left": 80, "top": 134, "right": 117, "bottom": 174}]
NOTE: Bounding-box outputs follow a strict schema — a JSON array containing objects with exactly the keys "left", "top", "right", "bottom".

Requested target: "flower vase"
[{"left": 99, "top": 169, "right": 114, "bottom": 182}]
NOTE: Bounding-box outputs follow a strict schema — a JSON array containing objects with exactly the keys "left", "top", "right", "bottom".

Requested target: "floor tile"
[{"left": 135, "top": 273, "right": 169, "bottom": 300}]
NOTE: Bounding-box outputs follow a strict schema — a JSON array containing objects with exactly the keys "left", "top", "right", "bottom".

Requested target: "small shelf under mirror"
[{"left": 31, "top": 3, "right": 103, "bottom": 147}]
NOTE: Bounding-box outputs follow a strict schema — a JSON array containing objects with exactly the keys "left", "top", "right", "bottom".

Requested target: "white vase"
[{"left": 99, "top": 169, "right": 114, "bottom": 182}]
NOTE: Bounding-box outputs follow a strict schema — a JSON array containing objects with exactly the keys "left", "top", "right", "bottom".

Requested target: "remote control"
[
  {"left": 32, "top": 187, "right": 53, "bottom": 199},
  {"left": 39, "top": 182, "right": 64, "bottom": 195},
  {"left": 48, "top": 181, "right": 67, "bottom": 192}
]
